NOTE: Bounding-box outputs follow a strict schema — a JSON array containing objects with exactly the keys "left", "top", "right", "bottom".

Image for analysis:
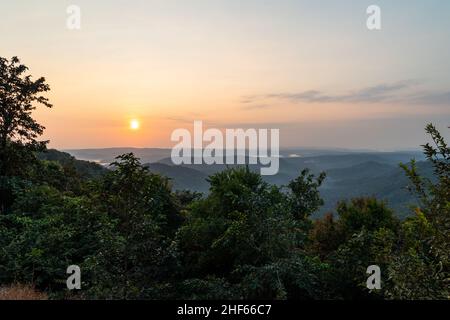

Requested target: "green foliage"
[
  {"left": 1, "top": 133, "right": 448, "bottom": 299},
  {"left": 0, "top": 185, "right": 107, "bottom": 295},
  {"left": 307, "top": 124, "right": 449, "bottom": 300},
  {"left": 330, "top": 227, "right": 396, "bottom": 299},
  {"left": 177, "top": 277, "right": 239, "bottom": 300},
  {"left": 309, "top": 198, "right": 399, "bottom": 299},
  {"left": 389, "top": 124, "right": 450, "bottom": 299},
  {"left": 38, "top": 149, "right": 107, "bottom": 180},
  {"left": 176, "top": 167, "right": 329, "bottom": 299},
  {"left": 308, "top": 213, "right": 343, "bottom": 259},
  {"left": 288, "top": 169, "right": 326, "bottom": 220},
  {"left": 386, "top": 209, "right": 447, "bottom": 299},
  {"left": 83, "top": 153, "right": 182, "bottom": 299},
  {"left": 235, "top": 255, "right": 330, "bottom": 300},
  {"left": 336, "top": 197, "right": 399, "bottom": 240}
]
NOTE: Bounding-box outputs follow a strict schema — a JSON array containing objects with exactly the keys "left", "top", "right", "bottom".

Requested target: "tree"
[
  {"left": 0, "top": 56, "right": 52, "bottom": 213},
  {"left": 84, "top": 153, "right": 182, "bottom": 299},
  {"left": 177, "top": 167, "right": 329, "bottom": 299},
  {"left": 308, "top": 213, "right": 344, "bottom": 259},
  {"left": 0, "top": 185, "right": 108, "bottom": 296},
  {"left": 336, "top": 197, "right": 399, "bottom": 239},
  {"left": 387, "top": 124, "right": 449, "bottom": 299},
  {"left": 310, "top": 198, "right": 399, "bottom": 299},
  {"left": 287, "top": 169, "right": 326, "bottom": 220}
]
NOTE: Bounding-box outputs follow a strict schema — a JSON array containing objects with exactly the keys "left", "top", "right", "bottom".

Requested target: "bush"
[{"left": 0, "top": 284, "right": 47, "bottom": 300}]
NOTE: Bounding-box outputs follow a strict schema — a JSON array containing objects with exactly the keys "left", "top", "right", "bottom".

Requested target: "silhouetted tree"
[{"left": 0, "top": 56, "right": 52, "bottom": 213}]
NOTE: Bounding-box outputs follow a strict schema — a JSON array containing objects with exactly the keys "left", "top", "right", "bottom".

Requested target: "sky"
[{"left": 1, "top": 0, "right": 449, "bottom": 150}]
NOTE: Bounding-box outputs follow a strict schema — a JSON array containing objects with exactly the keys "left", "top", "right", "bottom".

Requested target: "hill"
[
  {"left": 38, "top": 149, "right": 107, "bottom": 178},
  {"left": 64, "top": 147, "right": 429, "bottom": 218}
]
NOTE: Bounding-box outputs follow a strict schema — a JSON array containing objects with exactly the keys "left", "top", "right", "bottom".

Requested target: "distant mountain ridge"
[
  {"left": 64, "top": 148, "right": 171, "bottom": 165},
  {"left": 62, "top": 147, "right": 429, "bottom": 219},
  {"left": 65, "top": 147, "right": 424, "bottom": 166}
]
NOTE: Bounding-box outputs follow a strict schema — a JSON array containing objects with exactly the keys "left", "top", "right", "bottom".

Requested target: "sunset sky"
[{"left": 1, "top": 0, "right": 449, "bottom": 150}]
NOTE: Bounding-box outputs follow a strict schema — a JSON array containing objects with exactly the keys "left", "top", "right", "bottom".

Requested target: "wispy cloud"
[
  {"left": 410, "top": 91, "right": 450, "bottom": 106},
  {"left": 242, "top": 80, "right": 450, "bottom": 107},
  {"left": 240, "top": 104, "right": 271, "bottom": 110},
  {"left": 165, "top": 112, "right": 205, "bottom": 124},
  {"left": 166, "top": 116, "right": 196, "bottom": 124}
]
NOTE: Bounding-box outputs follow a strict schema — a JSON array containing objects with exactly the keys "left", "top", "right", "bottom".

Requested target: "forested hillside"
[{"left": 145, "top": 156, "right": 434, "bottom": 219}]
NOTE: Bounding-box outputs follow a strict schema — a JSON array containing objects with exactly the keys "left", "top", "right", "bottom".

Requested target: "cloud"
[
  {"left": 166, "top": 116, "right": 195, "bottom": 124},
  {"left": 242, "top": 80, "right": 450, "bottom": 107},
  {"left": 240, "top": 104, "right": 271, "bottom": 110},
  {"left": 165, "top": 112, "right": 204, "bottom": 124},
  {"left": 410, "top": 91, "right": 450, "bottom": 106}
]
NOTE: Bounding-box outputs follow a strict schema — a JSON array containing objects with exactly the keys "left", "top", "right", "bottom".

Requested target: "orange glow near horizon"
[{"left": 3, "top": 1, "right": 449, "bottom": 150}]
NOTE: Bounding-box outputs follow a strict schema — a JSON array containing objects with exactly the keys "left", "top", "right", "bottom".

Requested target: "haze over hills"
[
  {"left": 63, "top": 147, "right": 428, "bottom": 219},
  {"left": 64, "top": 148, "right": 172, "bottom": 165},
  {"left": 65, "top": 147, "right": 423, "bottom": 165}
]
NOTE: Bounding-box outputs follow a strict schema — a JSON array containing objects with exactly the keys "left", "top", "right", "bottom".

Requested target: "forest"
[{"left": 0, "top": 56, "right": 448, "bottom": 300}]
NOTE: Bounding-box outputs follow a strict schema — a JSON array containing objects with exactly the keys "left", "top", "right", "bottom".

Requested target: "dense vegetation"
[{"left": 0, "top": 56, "right": 448, "bottom": 299}]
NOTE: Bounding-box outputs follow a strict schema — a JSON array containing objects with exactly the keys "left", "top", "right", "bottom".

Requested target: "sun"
[{"left": 130, "top": 119, "right": 140, "bottom": 130}]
